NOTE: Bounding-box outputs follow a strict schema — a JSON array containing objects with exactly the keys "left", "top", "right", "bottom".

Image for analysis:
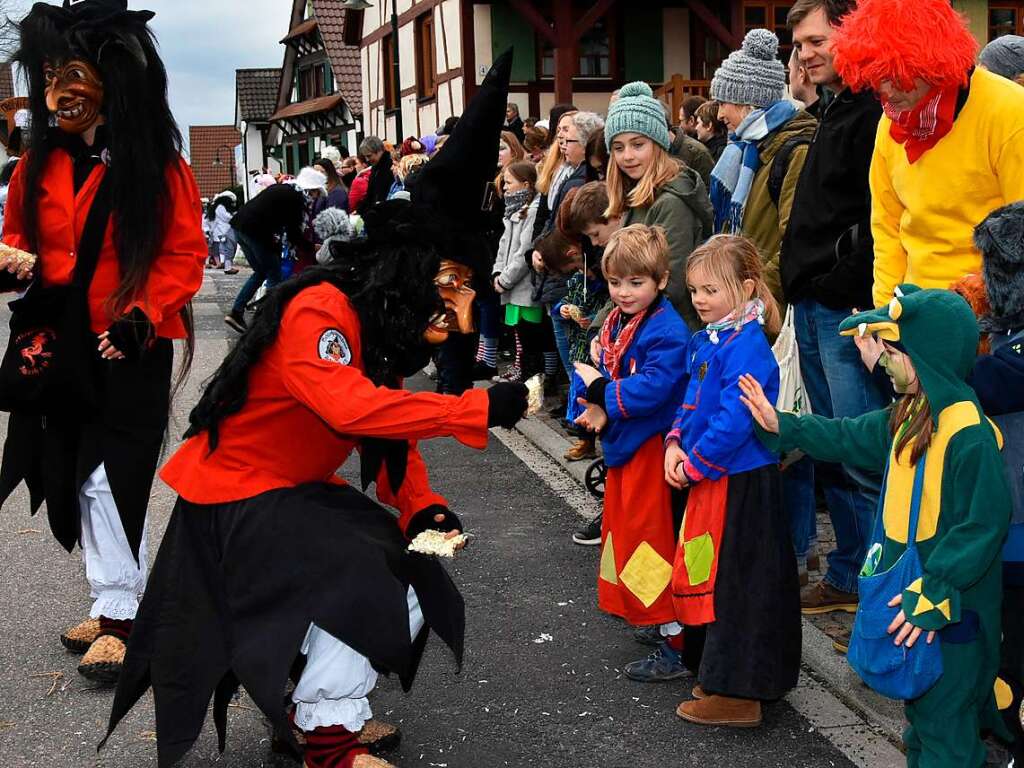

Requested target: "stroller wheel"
[{"left": 585, "top": 458, "right": 606, "bottom": 499}]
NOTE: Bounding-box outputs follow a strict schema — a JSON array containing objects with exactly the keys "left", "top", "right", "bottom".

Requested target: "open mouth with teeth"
[{"left": 57, "top": 103, "right": 87, "bottom": 121}]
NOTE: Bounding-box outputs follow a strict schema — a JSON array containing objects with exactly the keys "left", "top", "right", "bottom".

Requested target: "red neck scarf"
[
  {"left": 883, "top": 84, "right": 960, "bottom": 164},
  {"left": 599, "top": 305, "right": 650, "bottom": 379}
]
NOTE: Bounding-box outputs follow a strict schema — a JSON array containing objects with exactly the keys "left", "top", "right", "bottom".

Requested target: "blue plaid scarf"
[{"left": 710, "top": 100, "right": 799, "bottom": 233}]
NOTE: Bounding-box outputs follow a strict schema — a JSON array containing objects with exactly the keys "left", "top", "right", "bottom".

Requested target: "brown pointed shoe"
[
  {"left": 77, "top": 635, "right": 126, "bottom": 684},
  {"left": 357, "top": 720, "right": 401, "bottom": 755},
  {"left": 60, "top": 618, "right": 101, "bottom": 654},
  {"left": 800, "top": 581, "right": 859, "bottom": 615},
  {"left": 676, "top": 694, "right": 762, "bottom": 728},
  {"left": 690, "top": 684, "right": 707, "bottom": 700}
]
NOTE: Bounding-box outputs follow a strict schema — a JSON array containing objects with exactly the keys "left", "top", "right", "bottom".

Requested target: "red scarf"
[
  {"left": 883, "top": 84, "right": 959, "bottom": 164},
  {"left": 599, "top": 306, "right": 649, "bottom": 379}
]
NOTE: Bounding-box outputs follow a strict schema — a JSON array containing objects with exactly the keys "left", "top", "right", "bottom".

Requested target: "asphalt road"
[{"left": 0, "top": 269, "right": 860, "bottom": 768}]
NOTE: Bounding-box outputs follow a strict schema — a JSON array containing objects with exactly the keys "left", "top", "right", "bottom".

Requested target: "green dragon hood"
[{"left": 838, "top": 285, "right": 980, "bottom": 420}]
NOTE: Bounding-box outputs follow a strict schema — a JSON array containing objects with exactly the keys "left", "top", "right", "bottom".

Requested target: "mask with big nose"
[
  {"left": 424, "top": 260, "right": 476, "bottom": 344},
  {"left": 44, "top": 58, "right": 104, "bottom": 135}
]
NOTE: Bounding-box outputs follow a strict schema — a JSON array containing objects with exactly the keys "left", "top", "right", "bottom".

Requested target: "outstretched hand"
[
  {"left": 738, "top": 374, "right": 779, "bottom": 434},
  {"left": 574, "top": 398, "right": 608, "bottom": 433},
  {"left": 573, "top": 362, "right": 602, "bottom": 387}
]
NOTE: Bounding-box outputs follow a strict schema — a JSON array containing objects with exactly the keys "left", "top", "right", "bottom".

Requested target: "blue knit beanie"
[{"left": 604, "top": 81, "right": 671, "bottom": 151}]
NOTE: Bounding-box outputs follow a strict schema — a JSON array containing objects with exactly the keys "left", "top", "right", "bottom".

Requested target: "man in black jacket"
[
  {"left": 357, "top": 135, "right": 394, "bottom": 214},
  {"left": 226, "top": 181, "right": 311, "bottom": 332},
  {"left": 504, "top": 102, "right": 525, "bottom": 142},
  {"left": 780, "top": 0, "right": 890, "bottom": 624}
]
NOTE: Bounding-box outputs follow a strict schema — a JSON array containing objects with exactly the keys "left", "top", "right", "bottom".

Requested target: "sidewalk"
[{"left": 511, "top": 400, "right": 909, "bottom": 751}]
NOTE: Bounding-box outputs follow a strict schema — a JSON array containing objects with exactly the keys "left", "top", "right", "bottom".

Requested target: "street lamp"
[
  {"left": 212, "top": 143, "right": 237, "bottom": 192},
  {"left": 339, "top": 0, "right": 402, "bottom": 140}
]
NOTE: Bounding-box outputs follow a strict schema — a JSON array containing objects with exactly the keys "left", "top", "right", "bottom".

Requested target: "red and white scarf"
[
  {"left": 599, "top": 306, "right": 649, "bottom": 379},
  {"left": 883, "top": 84, "right": 959, "bottom": 164}
]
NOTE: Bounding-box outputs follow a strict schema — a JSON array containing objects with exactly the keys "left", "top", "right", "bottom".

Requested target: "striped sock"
[
  {"left": 301, "top": 723, "right": 367, "bottom": 768},
  {"left": 479, "top": 336, "right": 498, "bottom": 368},
  {"left": 543, "top": 352, "right": 559, "bottom": 375}
]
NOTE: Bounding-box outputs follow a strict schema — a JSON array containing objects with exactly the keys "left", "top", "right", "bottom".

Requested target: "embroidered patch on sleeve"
[{"left": 318, "top": 329, "right": 351, "bottom": 365}]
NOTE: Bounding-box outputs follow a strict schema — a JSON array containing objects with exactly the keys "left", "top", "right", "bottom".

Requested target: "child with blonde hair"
[
  {"left": 604, "top": 82, "right": 713, "bottom": 331},
  {"left": 573, "top": 224, "right": 691, "bottom": 659},
  {"left": 655, "top": 234, "right": 800, "bottom": 727}
]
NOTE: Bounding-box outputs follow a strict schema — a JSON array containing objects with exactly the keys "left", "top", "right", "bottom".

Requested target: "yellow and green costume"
[{"left": 759, "top": 286, "right": 1012, "bottom": 767}]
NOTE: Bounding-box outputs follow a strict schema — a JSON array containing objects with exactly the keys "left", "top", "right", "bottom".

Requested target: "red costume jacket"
[
  {"left": 2, "top": 151, "right": 206, "bottom": 337},
  {"left": 161, "top": 282, "right": 491, "bottom": 531}
]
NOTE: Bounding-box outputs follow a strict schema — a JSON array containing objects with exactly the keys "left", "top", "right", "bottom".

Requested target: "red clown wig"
[{"left": 832, "top": 0, "right": 978, "bottom": 92}]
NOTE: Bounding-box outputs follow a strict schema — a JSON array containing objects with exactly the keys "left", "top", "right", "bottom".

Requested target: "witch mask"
[
  {"left": 424, "top": 260, "right": 475, "bottom": 344},
  {"left": 44, "top": 58, "right": 104, "bottom": 135}
]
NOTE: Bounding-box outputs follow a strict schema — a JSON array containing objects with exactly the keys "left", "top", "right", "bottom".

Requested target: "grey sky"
[{"left": 5, "top": 0, "right": 292, "bottom": 156}]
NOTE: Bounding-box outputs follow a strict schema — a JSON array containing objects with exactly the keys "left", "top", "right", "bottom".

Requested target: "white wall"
[
  {"left": 663, "top": 8, "right": 691, "bottom": 79},
  {"left": 473, "top": 4, "right": 492, "bottom": 86}
]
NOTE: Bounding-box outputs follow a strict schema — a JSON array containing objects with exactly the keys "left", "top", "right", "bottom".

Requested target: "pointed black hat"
[
  {"left": 19, "top": 0, "right": 155, "bottom": 67},
  {"left": 408, "top": 48, "right": 513, "bottom": 272}
]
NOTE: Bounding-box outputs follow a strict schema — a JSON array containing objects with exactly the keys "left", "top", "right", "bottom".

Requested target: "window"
[
  {"left": 743, "top": 1, "right": 794, "bottom": 63},
  {"left": 538, "top": 9, "right": 617, "bottom": 79},
  {"left": 296, "top": 63, "right": 329, "bottom": 101},
  {"left": 990, "top": 2, "right": 1024, "bottom": 40},
  {"left": 381, "top": 33, "right": 398, "bottom": 110},
  {"left": 415, "top": 13, "right": 437, "bottom": 100}
]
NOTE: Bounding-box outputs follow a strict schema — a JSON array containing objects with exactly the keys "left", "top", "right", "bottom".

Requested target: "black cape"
[
  {"left": 104, "top": 482, "right": 465, "bottom": 767},
  {"left": 0, "top": 338, "right": 172, "bottom": 559}
]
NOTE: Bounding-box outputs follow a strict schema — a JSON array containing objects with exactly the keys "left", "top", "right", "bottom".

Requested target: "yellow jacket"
[{"left": 869, "top": 68, "right": 1024, "bottom": 307}]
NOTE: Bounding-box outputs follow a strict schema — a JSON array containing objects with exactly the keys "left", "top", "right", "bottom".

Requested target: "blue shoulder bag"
[{"left": 846, "top": 454, "right": 944, "bottom": 700}]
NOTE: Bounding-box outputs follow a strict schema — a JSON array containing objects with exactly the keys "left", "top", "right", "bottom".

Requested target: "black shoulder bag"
[{"left": 0, "top": 172, "right": 114, "bottom": 415}]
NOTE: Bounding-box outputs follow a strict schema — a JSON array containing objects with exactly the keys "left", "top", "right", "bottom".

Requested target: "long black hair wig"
[
  {"left": 13, "top": 2, "right": 193, "bottom": 381},
  {"left": 187, "top": 200, "right": 446, "bottom": 451}
]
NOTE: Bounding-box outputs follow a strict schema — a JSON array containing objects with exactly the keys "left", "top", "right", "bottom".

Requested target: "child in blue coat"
[
  {"left": 664, "top": 234, "right": 801, "bottom": 727},
  {"left": 573, "top": 225, "right": 691, "bottom": 662}
]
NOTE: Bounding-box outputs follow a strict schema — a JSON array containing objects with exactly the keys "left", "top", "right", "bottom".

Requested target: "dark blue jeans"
[
  {"left": 231, "top": 231, "right": 282, "bottom": 316},
  {"left": 793, "top": 298, "right": 890, "bottom": 593}
]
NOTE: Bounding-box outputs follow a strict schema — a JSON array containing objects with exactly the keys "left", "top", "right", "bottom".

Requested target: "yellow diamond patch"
[
  {"left": 618, "top": 541, "right": 672, "bottom": 608},
  {"left": 600, "top": 531, "right": 618, "bottom": 584},
  {"left": 906, "top": 577, "right": 923, "bottom": 594},
  {"left": 683, "top": 532, "right": 715, "bottom": 586}
]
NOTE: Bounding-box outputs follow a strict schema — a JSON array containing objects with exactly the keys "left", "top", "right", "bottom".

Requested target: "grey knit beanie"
[
  {"left": 604, "top": 81, "right": 671, "bottom": 151},
  {"left": 980, "top": 35, "right": 1024, "bottom": 80},
  {"left": 710, "top": 29, "right": 787, "bottom": 107}
]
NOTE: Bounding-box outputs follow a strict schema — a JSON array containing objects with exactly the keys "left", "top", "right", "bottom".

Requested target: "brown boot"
[
  {"left": 800, "top": 580, "right": 859, "bottom": 615},
  {"left": 78, "top": 635, "right": 126, "bottom": 683},
  {"left": 676, "top": 694, "right": 762, "bottom": 728},
  {"left": 60, "top": 618, "right": 101, "bottom": 654},
  {"left": 831, "top": 628, "right": 851, "bottom": 655},
  {"left": 357, "top": 720, "right": 401, "bottom": 755},
  {"left": 564, "top": 438, "right": 597, "bottom": 462}
]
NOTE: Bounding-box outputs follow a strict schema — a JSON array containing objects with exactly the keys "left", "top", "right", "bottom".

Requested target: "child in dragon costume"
[{"left": 740, "top": 286, "right": 1011, "bottom": 767}]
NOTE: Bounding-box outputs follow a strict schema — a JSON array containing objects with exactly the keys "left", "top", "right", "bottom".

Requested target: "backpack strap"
[
  {"left": 768, "top": 135, "right": 811, "bottom": 209},
  {"left": 71, "top": 171, "right": 115, "bottom": 292}
]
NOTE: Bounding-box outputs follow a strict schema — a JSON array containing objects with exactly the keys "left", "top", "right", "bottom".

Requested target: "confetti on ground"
[{"left": 532, "top": 633, "right": 553, "bottom": 644}]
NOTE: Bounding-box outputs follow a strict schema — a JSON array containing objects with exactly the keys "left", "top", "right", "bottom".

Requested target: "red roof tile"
[
  {"left": 188, "top": 125, "right": 242, "bottom": 198},
  {"left": 237, "top": 68, "right": 281, "bottom": 123},
  {"left": 311, "top": 0, "right": 363, "bottom": 116}
]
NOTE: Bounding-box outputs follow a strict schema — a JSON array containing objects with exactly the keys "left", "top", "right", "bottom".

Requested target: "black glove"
[
  {"left": 487, "top": 382, "right": 528, "bottom": 428},
  {"left": 104, "top": 307, "right": 155, "bottom": 362},
  {"left": 406, "top": 504, "right": 464, "bottom": 540}
]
